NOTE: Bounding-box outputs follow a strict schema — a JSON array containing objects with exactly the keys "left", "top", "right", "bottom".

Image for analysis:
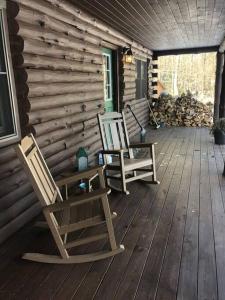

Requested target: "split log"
[{"left": 151, "top": 93, "right": 213, "bottom": 127}]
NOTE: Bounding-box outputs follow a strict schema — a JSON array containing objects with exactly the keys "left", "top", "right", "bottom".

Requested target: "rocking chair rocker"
[
  {"left": 15, "top": 134, "right": 124, "bottom": 264},
  {"left": 98, "top": 111, "right": 160, "bottom": 194}
]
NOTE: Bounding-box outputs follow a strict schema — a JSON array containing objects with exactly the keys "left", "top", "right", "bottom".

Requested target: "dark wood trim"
[
  {"left": 112, "top": 47, "right": 121, "bottom": 112},
  {"left": 154, "top": 46, "right": 219, "bottom": 57},
  {"left": 214, "top": 52, "right": 224, "bottom": 121},
  {"left": 219, "top": 58, "right": 225, "bottom": 118}
]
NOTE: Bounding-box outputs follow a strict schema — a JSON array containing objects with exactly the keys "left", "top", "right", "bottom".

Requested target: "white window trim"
[{"left": 0, "top": 0, "right": 21, "bottom": 148}]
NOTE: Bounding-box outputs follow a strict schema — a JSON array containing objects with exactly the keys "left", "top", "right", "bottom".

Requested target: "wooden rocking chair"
[
  {"left": 98, "top": 111, "right": 160, "bottom": 195},
  {"left": 15, "top": 134, "right": 124, "bottom": 264}
]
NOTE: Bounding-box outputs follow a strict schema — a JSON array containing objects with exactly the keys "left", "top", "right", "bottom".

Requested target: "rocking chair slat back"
[
  {"left": 15, "top": 134, "right": 62, "bottom": 207},
  {"left": 98, "top": 112, "right": 133, "bottom": 158}
]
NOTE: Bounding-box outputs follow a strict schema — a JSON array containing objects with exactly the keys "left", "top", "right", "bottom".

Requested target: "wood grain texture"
[
  {"left": 70, "top": 0, "right": 225, "bottom": 51},
  {"left": 0, "top": 128, "right": 225, "bottom": 299},
  {"left": 0, "top": 0, "right": 153, "bottom": 244}
]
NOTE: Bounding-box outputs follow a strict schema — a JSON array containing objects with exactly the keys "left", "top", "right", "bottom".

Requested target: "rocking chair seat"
[{"left": 108, "top": 158, "right": 153, "bottom": 172}]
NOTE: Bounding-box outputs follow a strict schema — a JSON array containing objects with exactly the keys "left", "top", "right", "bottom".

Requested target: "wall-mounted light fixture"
[{"left": 123, "top": 47, "right": 134, "bottom": 64}]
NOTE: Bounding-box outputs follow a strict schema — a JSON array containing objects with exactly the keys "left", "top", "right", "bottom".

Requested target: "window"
[
  {"left": 136, "top": 59, "right": 147, "bottom": 99},
  {"left": 0, "top": 2, "right": 20, "bottom": 148},
  {"left": 102, "top": 48, "right": 114, "bottom": 112}
]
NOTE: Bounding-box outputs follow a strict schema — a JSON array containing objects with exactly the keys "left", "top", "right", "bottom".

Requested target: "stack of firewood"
[{"left": 150, "top": 92, "right": 213, "bottom": 127}]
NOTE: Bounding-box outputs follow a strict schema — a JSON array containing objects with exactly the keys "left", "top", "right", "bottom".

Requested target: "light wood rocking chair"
[
  {"left": 15, "top": 134, "right": 124, "bottom": 264},
  {"left": 98, "top": 111, "right": 160, "bottom": 195}
]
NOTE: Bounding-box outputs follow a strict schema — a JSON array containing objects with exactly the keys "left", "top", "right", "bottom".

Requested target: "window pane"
[
  {"left": 0, "top": 75, "right": 14, "bottom": 137},
  {"left": 136, "top": 59, "right": 147, "bottom": 99},
  {"left": 0, "top": 24, "right": 6, "bottom": 73}
]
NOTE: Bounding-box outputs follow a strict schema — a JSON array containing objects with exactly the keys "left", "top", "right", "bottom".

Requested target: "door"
[{"left": 102, "top": 48, "right": 114, "bottom": 112}]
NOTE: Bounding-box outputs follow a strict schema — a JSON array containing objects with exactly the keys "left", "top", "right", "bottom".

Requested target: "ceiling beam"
[{"left": 154, "top": 46, "right": 219, "bottom": 57}]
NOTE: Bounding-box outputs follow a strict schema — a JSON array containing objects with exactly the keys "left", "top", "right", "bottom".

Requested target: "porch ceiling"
[{"left": 69, "top": 0, "right": 225, "bottom": 51}]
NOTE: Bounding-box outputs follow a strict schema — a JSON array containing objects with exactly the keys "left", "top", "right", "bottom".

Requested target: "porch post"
[
  {"left": 219, "top": 52, "right": 225, "bottom": 118},
  {"left": 214, "top": 52, "right": 224, "bottom": 121}
]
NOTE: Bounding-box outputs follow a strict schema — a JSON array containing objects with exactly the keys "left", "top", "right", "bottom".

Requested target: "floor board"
[{"left": 1, "top": 127, "right": 225, "bottom": 300}]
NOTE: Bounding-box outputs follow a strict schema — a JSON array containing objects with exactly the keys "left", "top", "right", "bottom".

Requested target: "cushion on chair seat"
[{"left": 107, "top": 158, "right": 153, "bottom": 172}]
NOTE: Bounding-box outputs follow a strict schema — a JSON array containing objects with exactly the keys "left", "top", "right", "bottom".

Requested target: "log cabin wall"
[{"left": 0, "top": 0, "right": 153, "bottom": 243}]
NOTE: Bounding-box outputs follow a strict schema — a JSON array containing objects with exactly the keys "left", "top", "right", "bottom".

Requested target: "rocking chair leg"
[
  {"left": 150, "top": 144, "right": 160, "bottom": 184},
  {"left": 101, "top": 195, "right": 117, "bottom": 250},
  {"left": 119, "top": 153, "right": 130, "bottom": 195}
]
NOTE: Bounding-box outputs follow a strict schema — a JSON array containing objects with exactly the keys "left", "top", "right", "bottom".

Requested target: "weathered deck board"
[{"left": 0, "top": 127, "right": 225, "bottom": 300}]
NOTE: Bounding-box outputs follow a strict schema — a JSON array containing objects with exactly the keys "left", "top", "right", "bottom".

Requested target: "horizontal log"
[
  {"left": 0, "top": 170, "right": 27, "bottom": 197},
  {"left": 124, "top": 82, "right": 136, "bottom": 89},
  {"left": 123, "top": 94, "right": 135, "bottom": 102},
  {"left": 19, "top": 69, "right": 103, "bottom": 83},
  {"left": 29, "top": 100, "right": 103, "bottom": 124},
  {"left": 0, "top": 183, "right": 32, "bottom": 210},
  {"left": 28, "top": 81, "right": 103, "bottom": 97},
  {"left": 16, "top": 4, "right": 102, "bottom": 47},
  {"left": 41, "top": 140, "right": 65, "bottom": 159},
  {"left": 33, "top": 108, "right": 102, "bottom": 136},
  {"left": 124, "top": 88, "right": 136, "bottom": 96},
  {"left": 21, "top": 53, "right": 102, "bottom": 74},
  {"left": 0, "top": 202, "right": 40, "bottom": 245},
  {"left": 83, "top": 117, "right": 98, "bottom": 129},
  {"left": 21, "top": 38, "right": 103, "bottom": 64},
  {"left": 0, "top": 147, "right": 16, "bottom": 165},
  {"left": 47, "top": 135, "right": 101, "bottom": 168},
  {"left": 123, "top": 63, "right": 136, "bottom": 71},
  {"left": 0, "top": 192, "right": 36, "bottom": 228},
  {"left": 14, "top": 0, "right": 152, "bottom": 56},
  {"left": 45, "top": 0, "right": 152, "bottom": 56},
  {"left": 16, "top": 20, "right": 102, "bottom": 55},
  {"left": 29, "top": 91, "right": 104, "bottom": 111},
  {"left": 0, "top": 158, "right": 21, "bottom": 180},
  {"left": 64, "top": 125, "right": 99, "bottom": 149},
  {"left": 36, "top": 123, "right": 83, "bottom": 147},
  {"left": 29, "top": 103, "right": 83, "bottom": 124}
]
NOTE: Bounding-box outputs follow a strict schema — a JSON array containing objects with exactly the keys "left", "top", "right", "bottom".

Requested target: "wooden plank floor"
[{"left": 1, "top": 127, "right": 225, "bottom": 300}]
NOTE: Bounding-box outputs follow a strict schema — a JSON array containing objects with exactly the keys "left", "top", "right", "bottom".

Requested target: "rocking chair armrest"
[
  {"left": 129, "top": 142, "right": 158, "bottom": 149},
  {"left": 55, "top": 165, "right": 106, "bottom": 188},
  {"left": 45, "top": 187, "right": 111, "bottom": 213},
  {"left": 100, "top": 149, "right": 127, "bottom": 155}
]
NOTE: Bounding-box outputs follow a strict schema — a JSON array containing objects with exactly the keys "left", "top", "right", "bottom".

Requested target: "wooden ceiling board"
[{"left": 69, "top": 0, "right": 225, "bottom": 51}]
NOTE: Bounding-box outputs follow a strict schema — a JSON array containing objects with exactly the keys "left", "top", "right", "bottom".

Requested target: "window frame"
[
  {"left": 135, "top": 59, "right": 148, "bottom": 100},
  {"left": 0, "top": 0, "right": 21, "bottom": 148}
]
